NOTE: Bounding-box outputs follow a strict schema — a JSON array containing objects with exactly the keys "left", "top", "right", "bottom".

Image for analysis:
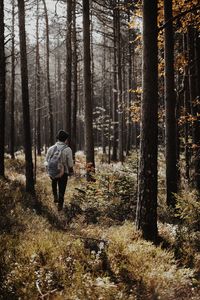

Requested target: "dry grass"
[{"left": 0, "top": 155, "right": 199, "bottom": 299}]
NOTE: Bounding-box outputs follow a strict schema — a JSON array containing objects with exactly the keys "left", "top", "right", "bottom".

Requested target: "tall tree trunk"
[
  {"left": 188, "top": 27, "right": 200, "bottom": 192},
  {"left": 0, "top": 0, "right": 5, "bottom": 177},
  {"left": 126, "top": 10, "right": 133, "bottom": 156},
  {"left": 66, "top": 0, "right": 72, "bottom": 138},
  {"left": 17, "top": 0, "right": 35, "bottom": 193},
  {"left": 136, "top": 0, "right": 158, "bottom": 242},
  {"left": 72, "top": 0, "right": 77, "bottom": 156},
  {"left": 183, "top": 33, "right": 190, "bottom": 181},
  {"left": 36, "top": 0, "right": 41, "bottom": 156},
  {"left": 196, "top": 30, "right": 200, "bottom": 97},
  {"left": 10, "top": 0, "right": 15, "bottom": 159},
  {"left": 83, "top": 0, "right": 95, "bottom": 180},
  {"left": 116, "top": 1, "right": 123, "bottom": 162},
  {"left": 194, "top": 28, "right": 200, "bottom": 191},
  {"left": 112, "top": 2, "right": 118, "bottom": 161},
  {"left": 56, "top": 34, "right": 63, "bottom": 130},
  {"left": 101, "top": 29, "right": 106, "bottom": 154},
  {"left": 42, "top": 0, "right": 54, "bottom": 145},
  {"left": 164, "top": 0, "right": 177, "bottom": 207},
  {"left": 108, "top": 49, "right": 112, "bottom": 164}
]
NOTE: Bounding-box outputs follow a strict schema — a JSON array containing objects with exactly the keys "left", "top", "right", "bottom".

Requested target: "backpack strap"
[
  {"left": 61, "top": 145, "right": 68, "bottom": 152},
  {"left": 59, "top": 145, "right": 68, "bottom": 162},
  {"left": 49, "top": 144, "right": 67, "bottom": 160},
  {"left": 49, "top": 145, "right": 58, "bottom": 160}
]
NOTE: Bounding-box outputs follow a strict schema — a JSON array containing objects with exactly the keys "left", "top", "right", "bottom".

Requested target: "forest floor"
[{"left": 0, "top": 151, "right": 200, "bottom": 300}]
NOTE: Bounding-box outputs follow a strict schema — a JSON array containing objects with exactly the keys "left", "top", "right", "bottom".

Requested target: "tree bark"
[
  {"left": 188, "top": 27, "right": 200, "bottom": 192},
  {"left": 36, "top": 0, "right": 41, "bottom": 156},
  {"left": 101, "top": 29, "right": 106, "bottom": 154},
  {"left": 0, "top": 0, "right": 5, "bottom": 177},
  {"left": 66, "top": 0, "right": 72, "bottom": 138},
  {"left": 126, "top": 10, "right": 133, "bottom": 156},
  {"left": 136, "top": 0, "right": 158, "bottom": 242},
  {"left": 17, "top": 0, "right": 35, "bottom": 193},
  {"left": 56, "top": 34, "right": 63, "bottom": 131},
  {"left": 72, "top": 0, "right": 78, "bottom": 157},
  {"left": 116, "top": 1, "right": 123, "bottom": 162},
  {"left": 183, "top": 33, "right": 190, "bottom": 181},
  {"left": 112, "top": 2, "right": 118, "bottom": 161},
  {"left": 195, "top": 30, "right": 200, "bottom": 98},
  {"left": 10, "top": 0, "right": 15, "bottom": 159},
  {"left": 164, "top": 0, "right": 177, "bottom": 207},
  {"left": 83, "top": 0, "right": 95, "bottom": 180},
  {"left": 42, "top": 0, "right": 54, "bottom": 145}
]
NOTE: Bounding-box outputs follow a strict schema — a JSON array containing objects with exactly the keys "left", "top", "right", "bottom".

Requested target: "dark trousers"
[{"left": 51, "top": 173, "right": 68, "bottom": 205}]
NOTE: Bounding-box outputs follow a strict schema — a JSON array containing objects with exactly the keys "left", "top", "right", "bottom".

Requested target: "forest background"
[{"left": 0, "top": 0, "right": 200, "bottom": 299}]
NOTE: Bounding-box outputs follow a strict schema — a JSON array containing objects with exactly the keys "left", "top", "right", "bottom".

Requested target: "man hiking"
[{"left": 45, "top": 130, "right": 73, "bottom": 211}]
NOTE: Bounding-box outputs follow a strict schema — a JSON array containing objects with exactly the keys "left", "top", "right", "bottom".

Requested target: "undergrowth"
[{"left": 0, "top": 155, "right": 199, "bottom": 299}]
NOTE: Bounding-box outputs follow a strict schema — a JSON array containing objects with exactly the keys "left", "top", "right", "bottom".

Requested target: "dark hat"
[{"left": 56, "top": 130, "right": 69, "bottom": 142}]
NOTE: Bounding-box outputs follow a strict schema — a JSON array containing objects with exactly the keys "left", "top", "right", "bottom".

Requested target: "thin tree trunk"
[
  {"left": 183, "top": 33, "right": 190, "bottom": 181},
  {"left": 42, "top": 0, "right": 54, "bottom": 145},
  {"left": 0, "top": 0, "right": 5, "bottom": 177},
  {"left": 83, "top": 0, "right": 95, "bottom": 180},
  {"left": 108, "top": 51, "right": 112, "bottom": 164},
  {"left": 136, "top": 0, "right": 158, "bottom": 242},
  {"left": 56, "top": 34, "right": 63, "bottom": 130},
  {"left": 90, "top": 6, "right": 95, "bottom": 115},
  {"left": 101, "top": 29, "right": 106, "bottom": 154},
  {"left": 112, "top": 2, "right": 118, "bottom": 161},
  {"left": 36, "top": 0, "right": 41, "bottom": 156},
  {"left": 164, "top": 0, "right": 177, "bottom": 207},
  {"left": 116, "top": 2, "right": 123, "bottom": 162},
  {"left": 66, "top": 0, "right": 72, "bottom": 138},
  {"left": 72, "top": 0, "right": 77, "bottom": 157},
  {"left": 194, "top": 28, "right": 200, "bottom": 191},
  {"left": 188, "top": 27, "right": 200, "bottom": 192},
  {"left": 195, "top": 30, "right": 200, "bottom": 97},
  {"left": 126, "top": 14, "right": 132, "bottom": 156},
  {"left": 17, "top": 0, "right": 35, "bottom": 193},
  {"left": 10, "top": 0, "right": 15, "bottom": 159}
]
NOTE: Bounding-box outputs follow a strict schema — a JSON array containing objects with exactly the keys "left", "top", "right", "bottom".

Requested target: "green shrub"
[
  {"left": 70, "top": 168, "right": 137, "bottom": 223},
  {"left": 174, "top": 191, "right": 200, "bottom": 272}
]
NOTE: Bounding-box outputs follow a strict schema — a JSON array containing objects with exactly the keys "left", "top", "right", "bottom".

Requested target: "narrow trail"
[
  {"left": 34, "top": 171, "right": 108, "bottom": 246},
  {"left": 1, "top": 157, "right": 199, "bottom": 300}
]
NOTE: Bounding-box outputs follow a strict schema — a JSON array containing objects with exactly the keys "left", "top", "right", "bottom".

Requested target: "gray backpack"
[{"left": 47, "top": 145, "right": 67, "bottom": 179}]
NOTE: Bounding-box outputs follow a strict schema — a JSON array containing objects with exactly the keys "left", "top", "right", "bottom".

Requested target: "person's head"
[{"left": 56, "top": 130, "right": 69, "bottom": 143}]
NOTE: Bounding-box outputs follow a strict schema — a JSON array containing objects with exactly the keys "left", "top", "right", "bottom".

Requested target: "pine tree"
[
  {"left": 0, "top": 0, "right": 6, "bottom": 177},
  {"left": 136, "top": 0, "right": 158, "bottom": 242},
  {"left": 83, "top": 0, "right": 95, "bottom": 180},
  {"left": 17, "top": 0, "right": 35, "bottom": 193}
]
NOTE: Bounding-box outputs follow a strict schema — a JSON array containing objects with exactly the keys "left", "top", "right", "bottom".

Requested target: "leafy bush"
[
  {"left": 70, "top": 167, "right": 137, "bottom": 223},
  {"left": 174, "top": 191, "right": 200, "bottom": 273},
  {"left": 175, "top": 191, "right": 200, "bottom": 231}
]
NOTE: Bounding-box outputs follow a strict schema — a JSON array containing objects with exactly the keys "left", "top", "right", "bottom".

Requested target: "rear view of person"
[{"left": 45, "top": 130, "right": 73, "bottom": 211}]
